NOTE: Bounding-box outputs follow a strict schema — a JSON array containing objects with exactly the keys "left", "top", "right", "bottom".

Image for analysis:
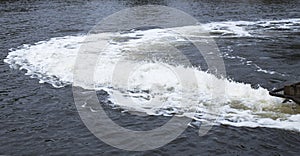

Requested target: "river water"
[{"left": 1, "top": 0, "right": 300, "bottom": 155}]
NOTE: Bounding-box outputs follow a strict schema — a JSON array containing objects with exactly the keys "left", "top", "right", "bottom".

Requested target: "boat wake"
[{"left": 4, "top": 18, "right": 300, "bottom": 132}]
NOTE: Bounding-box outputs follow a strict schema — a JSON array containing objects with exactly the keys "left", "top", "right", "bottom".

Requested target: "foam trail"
[{"left": 4, "top": 19, "right": 300, "bottom": 132}]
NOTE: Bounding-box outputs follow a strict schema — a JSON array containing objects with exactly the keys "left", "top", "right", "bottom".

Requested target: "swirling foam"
[{"left": 4, "top": 19, "right": 300, "bottom": 132}]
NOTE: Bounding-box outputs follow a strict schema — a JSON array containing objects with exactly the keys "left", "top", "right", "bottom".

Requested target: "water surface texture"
[{"left": 1, "top": 0, "right": 300, "bottom": 155}]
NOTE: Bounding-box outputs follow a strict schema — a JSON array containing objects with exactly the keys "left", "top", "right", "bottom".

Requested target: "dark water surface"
[{"left": 1, "top": 0, "right": 300, "bottom": 155}]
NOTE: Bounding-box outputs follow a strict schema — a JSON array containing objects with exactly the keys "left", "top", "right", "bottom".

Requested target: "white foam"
[
  {"left": 201, "top": 21, "right": 254, "bottom": 37},
  {"left": 4, "top": 19, "right": 300, "bottom": 132},
  {"left": 5, "top": 36, "right": 84, "bottom": 87}
]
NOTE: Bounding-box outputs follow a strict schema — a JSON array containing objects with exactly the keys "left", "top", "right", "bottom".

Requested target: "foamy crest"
[{"left": 4, "top": 19, "right": 300, "bottom": 132}]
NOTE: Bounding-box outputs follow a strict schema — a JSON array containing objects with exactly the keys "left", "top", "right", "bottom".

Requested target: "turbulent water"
[
  {"left": 5, "top": 18, "right": 300, "bottom": 132},
  {"left": 1, "top": 0, "right": 300, "bottom": 155}
]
